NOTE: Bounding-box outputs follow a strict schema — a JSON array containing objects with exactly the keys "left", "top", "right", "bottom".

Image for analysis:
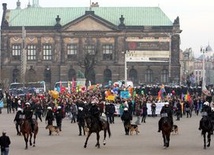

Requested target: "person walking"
[
  {"left": 121, "top": 107, "right": 132, "bottom": 135},
  {"left": 55, "top": 106, "right": 63, "bottom": 131},
  {"left": 0, "top": 130, "right": 11, "bottom": 155},
  {"left": 45, "top": 106, "right": 54, "bottom": 135}
]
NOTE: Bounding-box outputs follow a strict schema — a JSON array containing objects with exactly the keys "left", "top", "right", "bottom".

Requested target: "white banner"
[{"left": 146, "top": 102, "right": 168, "bottom": 115}]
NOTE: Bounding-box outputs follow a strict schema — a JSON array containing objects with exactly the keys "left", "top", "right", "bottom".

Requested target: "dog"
[
  {"left": 171, "top": 124, "right": 178, "bottom": 134},
  {"left": 126, "top": 124, "right": 140, "bottom": 135},
  {"left": 45, "top": 125, "right": 60, "bottom": 135}
]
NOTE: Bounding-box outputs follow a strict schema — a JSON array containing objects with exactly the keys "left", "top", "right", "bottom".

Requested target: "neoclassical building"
[{"left": 0, "top": 1, "right": 181, "bottom": 90}]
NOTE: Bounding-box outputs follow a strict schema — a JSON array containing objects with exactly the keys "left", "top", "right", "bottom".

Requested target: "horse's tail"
[{"left": 107, "top": 122, "right": 111, "bottom": 138}]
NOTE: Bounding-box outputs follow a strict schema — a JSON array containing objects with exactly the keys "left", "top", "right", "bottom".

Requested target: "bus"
[{"left": 25, "top": 81, "right": 46, "bottom": 94}]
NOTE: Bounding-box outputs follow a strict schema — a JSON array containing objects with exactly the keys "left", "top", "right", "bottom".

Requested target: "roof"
[{"left": 5, "top": 7, "right": 173, "bottom": 27}]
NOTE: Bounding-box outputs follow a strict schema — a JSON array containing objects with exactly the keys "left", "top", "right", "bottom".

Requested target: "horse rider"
[
  {"left": 199, "top": 101, "right": 213, "bottom": 131},
  {"left": 158, "top": 102, "right": 173, "bottom": 132},
  {"left": 54, "top": 106, "right": 63, "bottom": 131},
  {"left": 23, "top": 102, "right": 35, "bottom": 132},
  {"left": 45, "top": 106, "right": 54, "bottom": 135},
  {"left": 88, "top": 101, "right": 103, "bottom": 129},
  {"left": 14, "top": 107, "right": 23, "bottom": 135},
  {"left": 121, "top": 107, "right": 132, "bottom": 135}
]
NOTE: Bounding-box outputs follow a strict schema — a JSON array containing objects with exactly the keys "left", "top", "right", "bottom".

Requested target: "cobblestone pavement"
[{"left": 0, "top": 108, "right": 213, "bottom": 155}]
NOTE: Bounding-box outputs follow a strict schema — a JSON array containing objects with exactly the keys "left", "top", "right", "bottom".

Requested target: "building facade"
[{"left": 0, "top": 2, "right": 181, "bottom": 90}]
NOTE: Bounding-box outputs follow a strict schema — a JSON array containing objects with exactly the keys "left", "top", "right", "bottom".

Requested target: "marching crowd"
[{"left": 1, "top": 86, "right": 214, "bottom": 154}]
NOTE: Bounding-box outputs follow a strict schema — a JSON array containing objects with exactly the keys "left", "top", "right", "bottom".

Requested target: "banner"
[{"left": 146, "top": 102, "right": 168, "bottom": 115}]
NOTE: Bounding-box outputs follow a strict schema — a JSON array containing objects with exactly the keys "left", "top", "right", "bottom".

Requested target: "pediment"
[{"left": 64, "top": 17, "right": 114, "bottom": 31}]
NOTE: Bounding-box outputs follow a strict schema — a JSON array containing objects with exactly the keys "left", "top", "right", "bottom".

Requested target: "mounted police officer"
[
  {"left": 23, "top": 102, "right": 35, "bottom": 132},
  {"left": 14, "top": 107, "right": 23, "bottom": 135},
  {"left": 158, "top": 102, "right": 173, "bottom": 132},
  {"left": 199, "top": 101, "right": 212, "bottom": 131},
  {"left": 88, "top": 100, "right": 103, "bottom": 129}
]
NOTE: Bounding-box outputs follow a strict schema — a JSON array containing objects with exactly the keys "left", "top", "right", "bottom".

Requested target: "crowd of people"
[{"left": 0, "top": 85, "right": 214, "bottom": 147}]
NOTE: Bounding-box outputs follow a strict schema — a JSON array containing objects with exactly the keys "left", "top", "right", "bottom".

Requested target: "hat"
[
  {"left": 2, "top": 130, "right": 6, "bottom": 134},
  {"left": 204, "top": 101, "right": 209, "bottom": 106},
  {"left": 25, "top": 102, "right": 30, "bottom": 106},
  {"left": 78, "top": 107, "right": 83, "bottom": 111},
  {"left": 17, "top": 107, "right": 22, "bottom": 111},
  {"left": 124, "top": 107, "right": 128, "bottom": 111},
  {"left": 47, "top": 107, "right": 52, "bottom": 110},
  {"left": 57, "top": 106, "right": 61, "bottom": 109}
]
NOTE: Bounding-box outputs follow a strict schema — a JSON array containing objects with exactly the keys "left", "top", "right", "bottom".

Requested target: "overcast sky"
[{"left": 1, "top": 0, "right": 214, "bottom": 57}]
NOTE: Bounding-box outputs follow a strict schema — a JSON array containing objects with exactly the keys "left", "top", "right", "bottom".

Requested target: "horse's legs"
[
  {"left": 95, "top": 132, "right": 100, "bottom": 148},
  {"left": 103, "top": 129, "right": 107, "bottom": 145},
  {"left": 166, "top": 133, "right": 170, "bottom": 147},
  {"left": 29, "top": 133, "right": 32, "bottom": 146},
  {"left": 162, "top": 133, "right": 166, "bottom": 147},
  {"left": 84, "top": 132, "right": 92, "bottom": 148},
  {"left": 24, "top": 134, "right": 28, "bottom": 149},
  {"left": 203, "top": 133, "right": 206, "bottom": 149},
  {"left": 207, "top": 132, "right": 211, "bottom": 147},
  {"left": 33, "top": 133, "right": 37, "bottom": 147}
]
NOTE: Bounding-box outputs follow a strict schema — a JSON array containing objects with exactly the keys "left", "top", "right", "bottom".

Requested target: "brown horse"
[
  {"left": 20, "top": 117, "right": 39, "bottom": 149},
  {"left": 199, "top": 113, "right": 212, "bottom": 149},
  {"left": 84, "top": 115, "right": 111, "bottom": 148},
  {"left": 161, "top": 115, "right": 172, "bottom": 148}
]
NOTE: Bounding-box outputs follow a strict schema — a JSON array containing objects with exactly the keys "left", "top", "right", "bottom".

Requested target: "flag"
[
  {"left": 158, "top": 84, "right": 166, "bottom": 100},
  {"left": 185, "top": 92, "right": 191, "bottom": 102},
  {"left": 60, "top": 81, "right": 66, "bottom": 93}
]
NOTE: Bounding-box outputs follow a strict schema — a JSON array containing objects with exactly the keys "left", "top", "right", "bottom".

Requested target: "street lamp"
[
  {"left": 200, "top": 46, "right": 210, "bottom": 96},
  {"left": 124, "top": 51, "right": 128, "bottom": 87}
]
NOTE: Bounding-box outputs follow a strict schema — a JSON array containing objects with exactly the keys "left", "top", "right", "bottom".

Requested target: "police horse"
[
  {"left": 200, "top": 112, "right": 213, "bottom": 149},
  {"left": 20, "top": 115, "right": 39, "bottom": 149},
  {"left": 84, "top": 114, "right": 111, "bottom": 148},
  {"left": 160, "top": 113, "right": 172, "bottom": 148}
]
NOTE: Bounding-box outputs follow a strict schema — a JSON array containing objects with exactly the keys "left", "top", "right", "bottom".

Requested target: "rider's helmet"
[
  {"left": 25, "top": 102, "right": 30, "bottom": 106},
  {"left": 204, "top": 101, "right": 209, "bottom": 106}
]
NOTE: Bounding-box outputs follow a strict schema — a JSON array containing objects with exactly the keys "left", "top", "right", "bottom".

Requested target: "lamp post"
[
  {"left": 200, "top": 46, "right": 210, "bottom": 95},
  {"left": 124, "top": 51, "right": 128, "bottom": 87}
]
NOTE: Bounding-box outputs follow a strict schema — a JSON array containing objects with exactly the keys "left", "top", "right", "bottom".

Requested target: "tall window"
[
  {"left": 67, "top": 44, "right": 77, "bottom": 60},
  {"left": 27, "top": 45, "right": 36, "bottom": 60},
  {"left": 103, "top": 69, "right": 112, "bottom": 85},
  {"left": 12, "top": 44, "right": 21, "bottom": 60},
  {"left": 145, "top": 69, "right": 153, "bottom": 83},
  {"left": 42, "top": 44, "right": 52, "bottom": 60},
  {"left": 102, "top": 44, "right": 113, "bottom": 60},
  {"left": 161, "top": 69, "right": 168, "bottom": 83},
  {"left": 85, "top": 45, "right": 95, "bottom": 55}
]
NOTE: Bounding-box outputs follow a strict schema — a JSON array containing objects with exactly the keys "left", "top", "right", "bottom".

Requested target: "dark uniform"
[
  {"left": 199, "top": 102, "right": 212, "bottom": 131},
  {"left": 77, "top": 107, "right": 86, "bottom": 136},
  {"left": 23, "top": 103, "right": 35, "bottom": 132},
  {"left": 121, "top": 108, "right": 132, "bottom": 135},
  {"left": 158, "top": 103, "right": 173, "bottom": 132},
  {"left": 55, "top": 106, "right": 63, "bottom": 131},
  {"left": 88, "top": 103, "right": 103, "bottom": 129},
  {"left": 45, "top": 107, "right": 54, "bottom": 135},
  {"left": 0, "top": 131, "right": 11, "bottom": 155},
  {"left": 14, "top": 108, "right": 23, "bottom": 135}
]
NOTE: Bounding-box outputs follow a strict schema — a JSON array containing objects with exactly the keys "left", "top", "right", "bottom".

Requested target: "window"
[
  {"left": 27, "top": 45, "right": 36, "bottom": 60},
  {"left": 161, "top": 69, "right": 168, "bottom": 83},
  {"left": 102, "top": 45, "right": 113, "bottom": 60},
  {"left": 67, "top": 44, "right": 77, "bottom": 60},
  {"left": 145, "top": 69, "right": 153, "bottom": 83},
  {"left": 42, "top": 44, "right": 52, "bottom": 60},
  {"left": 84, "top": 45, "right": 95, "bottom": 55},
  {"left": 12, "top": 44, "right": 21, "bottom": 60}
]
